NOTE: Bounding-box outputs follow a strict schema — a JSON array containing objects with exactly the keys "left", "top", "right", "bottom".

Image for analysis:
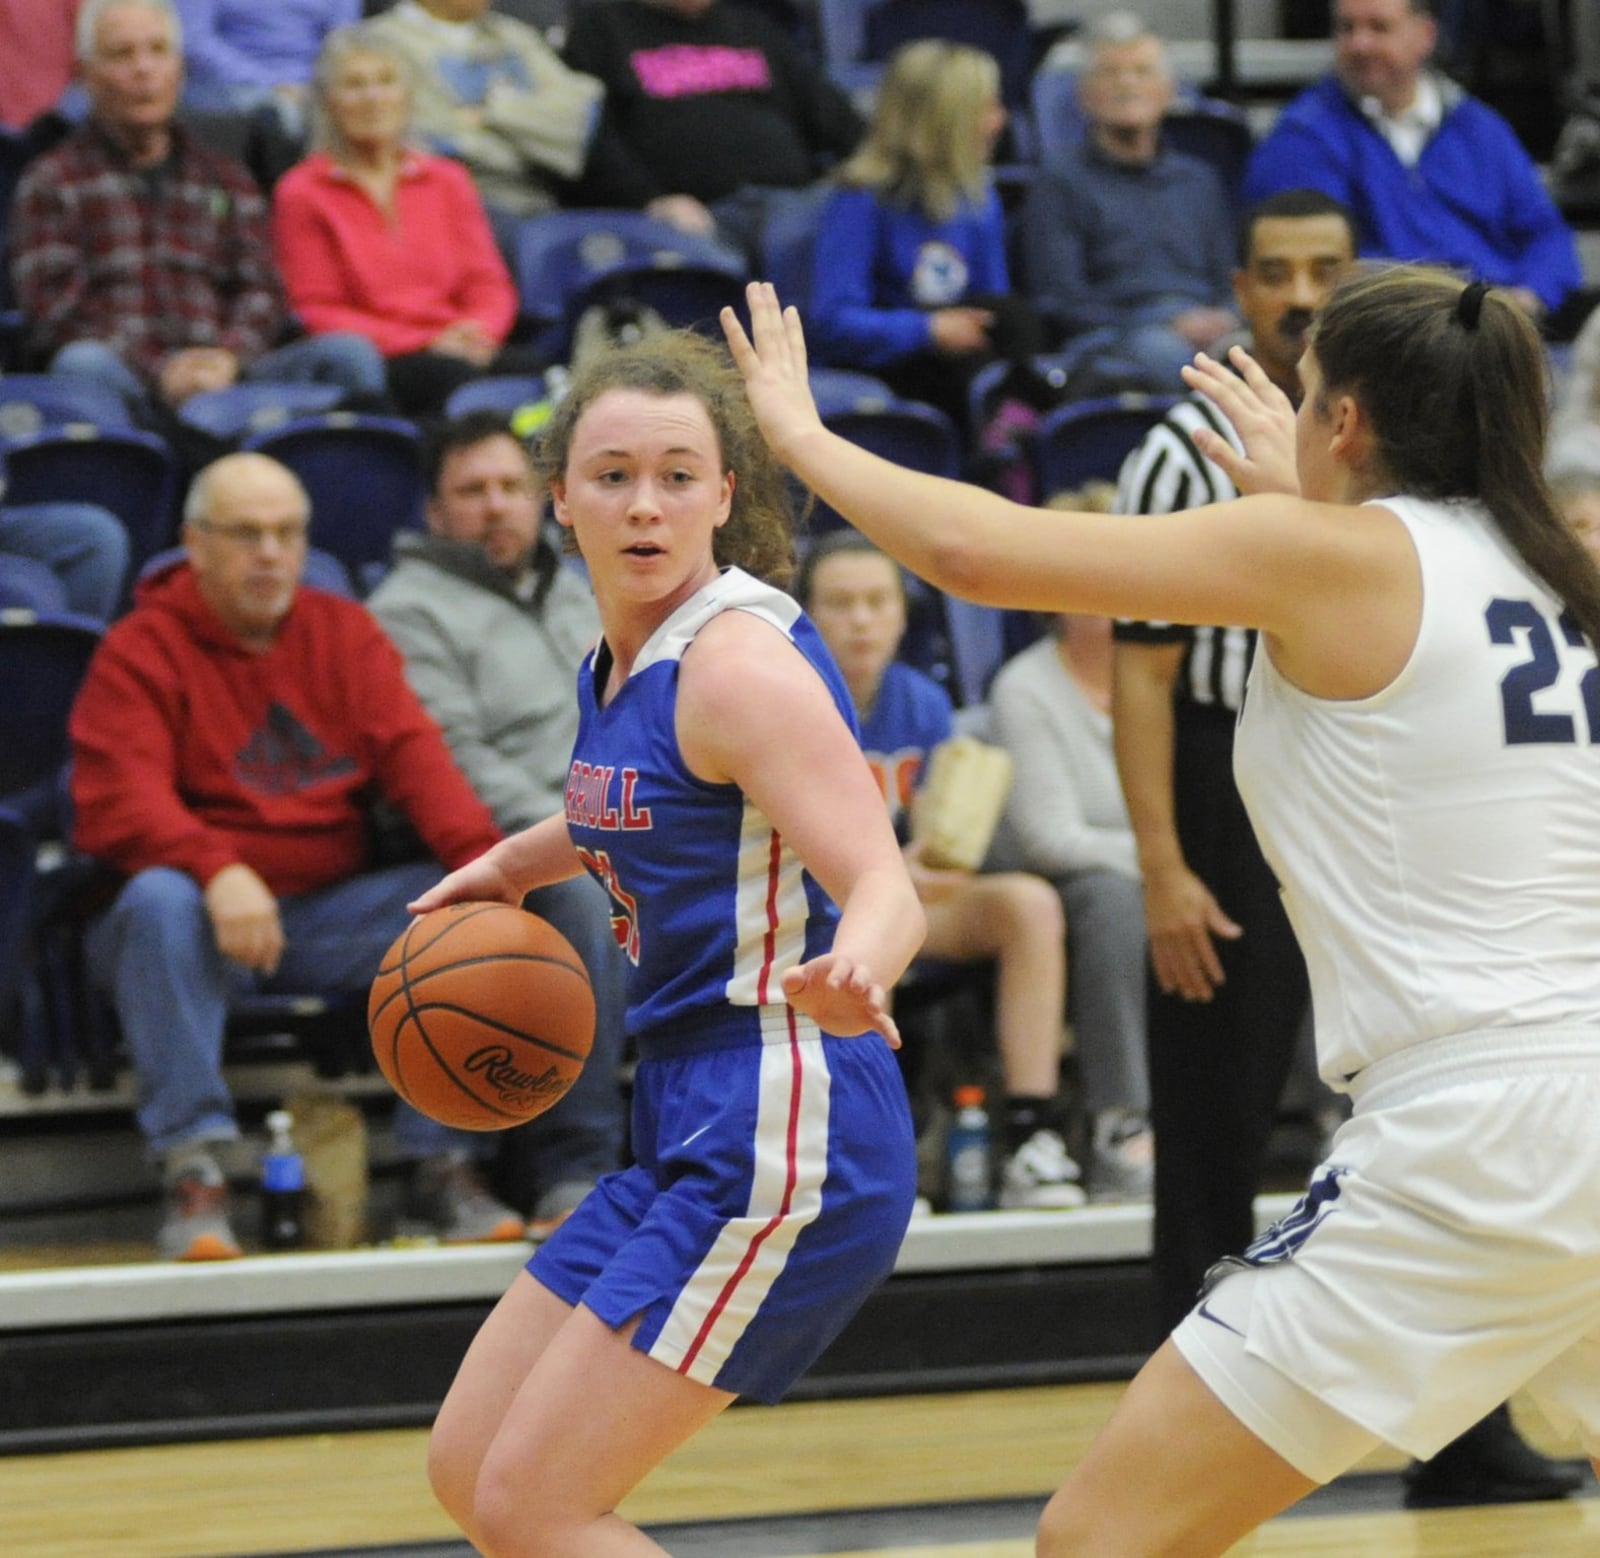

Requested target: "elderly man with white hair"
[{"left": 1021, "top": 10, "right": 1240, "bottom": 391}]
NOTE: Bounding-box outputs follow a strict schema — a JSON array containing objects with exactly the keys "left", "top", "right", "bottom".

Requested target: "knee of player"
[
  {"left": 424, "top": 1426, "right": 474, "bottom": 1531},
  {"left": 471, "top": 1456, "right": 573, "bottom": 1558},
  {"left": 1035, "top": 1488, "right": 1119, "bottom": 1558}
]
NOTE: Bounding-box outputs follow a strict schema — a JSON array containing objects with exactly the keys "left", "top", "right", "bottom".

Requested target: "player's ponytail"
[{"left": 1312, "top": 265, "right": 1600, "bottom": 651}]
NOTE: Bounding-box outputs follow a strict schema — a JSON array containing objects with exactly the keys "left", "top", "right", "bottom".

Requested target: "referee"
[
  {"left": 1108, "top": 191, "right": 1352, "bottom": 1341},
  {"left": 1112, "top": 188, "right": 1582, "bottom": 1508}
]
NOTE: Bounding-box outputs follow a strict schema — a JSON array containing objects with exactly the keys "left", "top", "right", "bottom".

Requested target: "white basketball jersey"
[{"left": 1235, "top": 495, "right": 1600, "bottom": 1082}]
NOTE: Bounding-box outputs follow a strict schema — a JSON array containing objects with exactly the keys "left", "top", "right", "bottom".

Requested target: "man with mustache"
[{"left": 1112, "top": 186, "right": 1583, "bottom": 1507}]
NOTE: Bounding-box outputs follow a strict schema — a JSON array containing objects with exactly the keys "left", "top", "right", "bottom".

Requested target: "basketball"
[{"left": 368, "top": 902, "right": 595, "bottom": 1131}]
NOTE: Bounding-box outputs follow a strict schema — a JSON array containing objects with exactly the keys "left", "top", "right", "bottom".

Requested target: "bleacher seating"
[
  {"left": 0, "top": 425, "right": 179, "bottom": 580},
  {"left": 1033, "top": 393, "right": 1179, "bottom": 501},
  {"left": 511, "top": 209, "right": 749, "bottom": 364}
]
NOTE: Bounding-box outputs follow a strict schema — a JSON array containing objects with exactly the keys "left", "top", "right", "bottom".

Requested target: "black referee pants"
[{"left": 1147, "top": 702, "right": 1311, "bottom": 1339}]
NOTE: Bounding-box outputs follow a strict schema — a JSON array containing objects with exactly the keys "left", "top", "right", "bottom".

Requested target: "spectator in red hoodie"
[{"left": 70, "top": 451, "right": 522, "bottom": 1261}]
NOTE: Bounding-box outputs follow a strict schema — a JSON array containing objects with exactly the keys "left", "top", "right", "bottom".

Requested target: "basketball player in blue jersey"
[
  {"left": 407, "top": 331, "right": 924, "bottom": 1556},
  {"left": 726, "top": 271, "right": 1600, "bottom": 1553}
]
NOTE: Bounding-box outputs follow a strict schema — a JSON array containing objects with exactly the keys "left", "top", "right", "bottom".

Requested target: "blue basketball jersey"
[
  {"left": 564, "top": 568, "right": 858, "bottom": 1052},
  {"left": 857, "top": 660, "right": 954, "bottom": 833}
]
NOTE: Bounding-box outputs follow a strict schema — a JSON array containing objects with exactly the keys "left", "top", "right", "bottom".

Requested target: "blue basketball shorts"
[{"left": 528, "top": 1014, "right": 917, "bottom": 1404}]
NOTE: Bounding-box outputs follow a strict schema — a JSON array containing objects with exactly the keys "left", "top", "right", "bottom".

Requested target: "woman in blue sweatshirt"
[{"left": 808, "top": 40, "right": 1022, "bottom": 426}]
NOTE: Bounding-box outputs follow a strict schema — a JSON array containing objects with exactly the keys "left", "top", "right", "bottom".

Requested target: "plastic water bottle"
[
  {"left": 946, "top": 1085, "right": 993, "bottom": 1212},
  {"left": 261, "top": 1109, "right": 306, "bottom": 1251}
]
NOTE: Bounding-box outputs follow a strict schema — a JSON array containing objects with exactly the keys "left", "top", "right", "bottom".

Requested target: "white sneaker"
[
  {"left": 1088, "top": 1109, "right": 1154, "bottom": 1202},
  {"left": 999, "top": 1128, "right": 1086, "bottom": 1210}
]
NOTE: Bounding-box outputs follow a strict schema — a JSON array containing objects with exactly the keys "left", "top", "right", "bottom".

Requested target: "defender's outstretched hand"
[
  {"left": 1181, "top": 345, "right": 1300, "bottom": 497},
  {"left": 721, "top": 282, "right": 826, "bottom": 465}
]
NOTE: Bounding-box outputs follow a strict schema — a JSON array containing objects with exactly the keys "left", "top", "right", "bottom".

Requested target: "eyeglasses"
[{"left": 195, "top": 519, "right": 311, "bottom": 549}]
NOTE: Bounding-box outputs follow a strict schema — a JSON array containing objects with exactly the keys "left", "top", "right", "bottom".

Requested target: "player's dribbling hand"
[
  {"left": 1182, "top": 346, "right": 1300, "bottom": 498},
  {"left": 783, "top": 955, "right": 901, "bottom": 1048},
  {"left": 721, "top": 282, "right": 825, "bottom": 466},
  {"left": 408, "top": 853, "right": 526, "bottom": 916}
]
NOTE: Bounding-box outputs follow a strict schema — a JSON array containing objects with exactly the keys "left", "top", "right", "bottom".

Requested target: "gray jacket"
[{"left": 368, "top": 530, "right": 599, "bottom": 833}]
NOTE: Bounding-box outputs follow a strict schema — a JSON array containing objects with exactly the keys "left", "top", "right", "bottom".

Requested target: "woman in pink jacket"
[{"left": 272, "top": 25, "right": 542, "bottom": 417}]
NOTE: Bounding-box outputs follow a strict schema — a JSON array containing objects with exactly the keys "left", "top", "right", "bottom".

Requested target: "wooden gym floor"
[{"left": 6, "top": 1381, "right": 1596, "bottom": 1558}]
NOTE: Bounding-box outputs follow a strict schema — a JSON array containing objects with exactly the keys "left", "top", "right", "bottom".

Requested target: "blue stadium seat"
[
  {"left": 1033, "top": 393, "right": 1178, "bottom": 501},
  {"left": 0, "top": 804, "right": 50, "bottom": 1091},
  {"left": 240, "top": 413, "right": 425, "bottom": 588},
  {"left": 862, "top": 0, "right": 1039, "bottom": 114},
  {"left": 0, "top": 425, "right": 178, "bottom": 576},
  {"left": 442, "top": 373, "right": 550, "bottom": 419},
  {"left": 0, "top": 375, "right": 135, "bottom": 435},
  {"left": 0, "top": 609, "right": 104, "bottom": 803},
  {"left": 809, "top": 385, "right": 963, "bottom": 534},
  {"left": 511, "top": 209, "right": 748, "bottom": 362},
  {"left": 757, "top": 183, "right": 832, "bottom": 316},
  {"left": 178, "top": 382, "right": 346, "bottom": 442}
]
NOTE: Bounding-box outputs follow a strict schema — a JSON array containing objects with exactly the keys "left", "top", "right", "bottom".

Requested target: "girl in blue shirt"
[{"left": 809, "top": 39, "right": 1028, "bottom": 425}]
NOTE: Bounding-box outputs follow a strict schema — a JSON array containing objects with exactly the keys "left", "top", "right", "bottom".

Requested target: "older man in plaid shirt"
[{"left": 9, "top": 0, "right": 384, "bottom": 416}]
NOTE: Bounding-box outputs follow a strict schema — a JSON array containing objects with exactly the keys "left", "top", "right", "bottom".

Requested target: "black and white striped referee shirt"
[{"left": 1111, "top": 393, "right": 1255, "bottom": 714}]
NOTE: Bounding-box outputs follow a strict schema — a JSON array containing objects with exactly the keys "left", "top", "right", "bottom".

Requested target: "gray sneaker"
[
  {"left": 403, "top": 1154, "right": 525, "bottom": 1244},
  {"left": 1088, "top": 1110, "right": 1154, "bottom": 1203},
  {"left": 157, "top": 1152, "right": 244, "bottom": 1262}
]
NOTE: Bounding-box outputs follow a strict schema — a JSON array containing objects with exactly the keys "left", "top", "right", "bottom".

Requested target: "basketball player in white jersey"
[{"left": 724, "top": 269, "right": 1600, "bottom": 1553}]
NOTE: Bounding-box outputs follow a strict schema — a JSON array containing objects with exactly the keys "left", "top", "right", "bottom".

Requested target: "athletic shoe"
[
  {"left": 403, "top": 1154, "right": 525, "bottom": 1244},
  {"left": 525, "top": 1178, "right": 593, "bottom": 1243},
  {"left": 1087, "top": 1109, "right": 1154, "bottom": 1203},
  {"left": 1402, "top": 1405, "right": 1586, "bottom": 1508},
  {"left": 157, "top": 1152, "right": 244, "bottom": 1262},
  {"left": 998, "top": 1128, "right": 1087, "bottom": 1210}
]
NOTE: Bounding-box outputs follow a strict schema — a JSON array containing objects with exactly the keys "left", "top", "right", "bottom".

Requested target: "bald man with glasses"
[{"left": 70, "top": 453, "right": 526, "bottom": 1261}]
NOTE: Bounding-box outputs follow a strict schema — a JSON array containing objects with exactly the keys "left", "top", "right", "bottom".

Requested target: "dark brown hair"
[
  {"left": 1310, "top": 263, "right": 1600, "bottom": 649},
  {"left": 532, "top": 330, "right": 796, "bottom": 589}
]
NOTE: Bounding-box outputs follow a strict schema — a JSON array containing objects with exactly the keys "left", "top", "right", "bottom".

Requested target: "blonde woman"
[
  {"left": 272, "top": 26, "right": 541, "bottom": 417},
  {"left": 808, "top": 40, "right": 1033, "bottom": 425}
]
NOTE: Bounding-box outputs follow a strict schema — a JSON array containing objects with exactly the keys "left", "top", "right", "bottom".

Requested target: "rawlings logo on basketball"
[{"left": 464, "top": 1046, "right": 571, "bottom": 1106}]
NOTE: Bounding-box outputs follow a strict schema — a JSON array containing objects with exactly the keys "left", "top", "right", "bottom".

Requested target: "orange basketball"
[{"left": 368, "top": 902, "right": 595, "bottom": 1131}]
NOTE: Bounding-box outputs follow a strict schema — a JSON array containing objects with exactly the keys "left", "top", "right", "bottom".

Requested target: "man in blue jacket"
[{"left": 1243, "top": 0, "right": 1581, "bottom": 323}]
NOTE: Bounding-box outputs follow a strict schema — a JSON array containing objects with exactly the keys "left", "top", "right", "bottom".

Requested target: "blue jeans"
[
  {"left": 0, "top": 501, "right": 129, "bottom": 620},
  {"left": 51, "top": 334, "right": 386, "bottom": 412},
  {"left": 85, "top": 862, "right": 478, "bottom": 1160},
  {"left": 515, "top": 873, "right": 629, "bottom": 1194}
]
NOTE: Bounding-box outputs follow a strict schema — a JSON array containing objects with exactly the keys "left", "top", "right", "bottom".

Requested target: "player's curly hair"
[{"left": 532, "top": 329, "right": 797, "bottom": 590}]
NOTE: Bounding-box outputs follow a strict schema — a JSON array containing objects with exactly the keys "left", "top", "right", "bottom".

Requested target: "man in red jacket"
[{"left": 71, "top": 451, "right": 520, "bottom": 1260}]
